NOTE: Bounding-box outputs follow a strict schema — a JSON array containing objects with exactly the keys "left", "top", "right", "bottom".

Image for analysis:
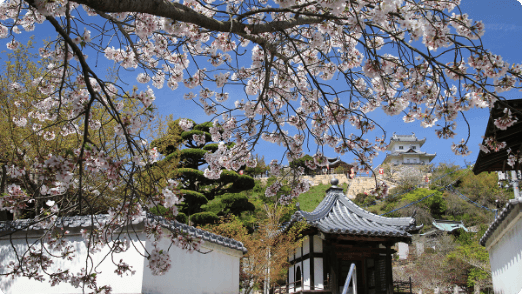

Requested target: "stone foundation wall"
[{"left": 256, "top": 174, "right": 396, "bottom": 199}]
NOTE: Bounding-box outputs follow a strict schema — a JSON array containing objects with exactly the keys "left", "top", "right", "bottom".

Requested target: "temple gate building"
[{"left": 283, "top": 179, "right": 421, "bottom": 294}]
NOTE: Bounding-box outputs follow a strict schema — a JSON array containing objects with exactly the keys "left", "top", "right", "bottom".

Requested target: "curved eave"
[
  {"left": 473, "top": 99, "right": 522, "bottom": 175},
  {"left": 290, "top": 188, "right": 417, "bottom": 238},
  {"left": 386, "top": 138, "right": 426, "bottom": 150}
]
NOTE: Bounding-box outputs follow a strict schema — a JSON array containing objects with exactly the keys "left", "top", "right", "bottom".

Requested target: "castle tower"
[{"left": 383, "top": 132, "right": 436, "bottom": 166}]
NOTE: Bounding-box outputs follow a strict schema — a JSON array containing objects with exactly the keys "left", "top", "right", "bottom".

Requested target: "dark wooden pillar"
[
  {"left": 386, "top": 244, "right": 393, "bottom": 294},
  {"left": 323, "top": 239, "right": 329, "bottom": 290},
  {"left": 328, "top": 243, "right": 339, "bottom": 294}
]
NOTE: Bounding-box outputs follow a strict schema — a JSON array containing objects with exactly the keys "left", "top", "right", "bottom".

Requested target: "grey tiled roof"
[
  {"left": 148, "top": 214, "right": 247, "bottom": 253},
  {"left": 285, "top": 187, "right": 419, "bottom": 239},
  {"left": 0, "top": 213, "right": 247, "bottom": 253},
  {"left": 390, "top": 134, "right": 425, "bottom": 143},
  {"left": 387, "top": 151, "right": 435, "bottom": 156},
  {"left": 480, "top": 199, "right": 522, "bottom": 246}
]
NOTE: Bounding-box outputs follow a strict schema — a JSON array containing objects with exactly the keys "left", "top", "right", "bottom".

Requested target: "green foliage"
[
  {"left": 170, "top": 168, "right": 205, "bottom": 182},
  {"left": 151, "top": 118, "right": 184, "bottom": 155},
  {"left": 204, "top": 194, "right": 256, "bottom": 217},
  {"left": 230, "top": 175, "right": 256, "bottom": 192},
  {"left": 193, "top": 121, "right": 213, "bottom": 131},
  {"left": 176, "top": 212, "right": 188, "bottom": 223},
  {"left": 180, "top": 190, "right": 208, "bottom": 206},
  {"left": 244, "top": 154, "right": 268, "bottom": 177},
  {"left": 191, "top": 211, "right": 219, "bottom": 226},
  {"left": 203, "top": 143, "right": 219, "bottom": 152},
  {"left": 289, "top": 155, "right": 314, "bottom": 174},
  {"left": 402, "top": 188, "right": 447, "bottom": 217},
  {"left": 181, "top": 129, "right": 211, "bottom": 142},
  {"left": 448, "top": 227, "right": 491, "bottom": 287},
  {"left": 152, "top": 118, "right": 256, "bottom": 225},
  {"left": 354, "top": 193, "right": 376, "bottom": 207}
]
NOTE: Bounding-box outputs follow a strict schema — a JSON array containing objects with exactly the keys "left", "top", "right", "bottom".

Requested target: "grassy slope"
[{"left": 297, "top": 183, "right": 348, "bottom": 212}]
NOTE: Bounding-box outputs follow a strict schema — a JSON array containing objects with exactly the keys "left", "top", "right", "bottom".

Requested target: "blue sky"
[
  {"left": 4, "top": 0, "right": 522, "bottom": 169},
  {"left": 156, "top": 0, "right": 522, "bottom": 169}
]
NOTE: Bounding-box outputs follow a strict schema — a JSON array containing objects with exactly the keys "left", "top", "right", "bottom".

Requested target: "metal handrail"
[{"left": 341, "top": 263, "right": 357, "bottom": 294}]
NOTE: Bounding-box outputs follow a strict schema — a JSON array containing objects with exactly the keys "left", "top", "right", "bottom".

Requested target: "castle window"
[
  {"left": 399, "top": 146, "right": 404, "bottom": 150},
  {"left": 412, "top": 146, "right": 416, "bottom": 150}
]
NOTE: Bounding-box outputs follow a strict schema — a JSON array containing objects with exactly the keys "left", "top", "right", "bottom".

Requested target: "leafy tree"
[
  {"left": 152, "top": 118, "right": 255, "bottom": 225},
  {"left": 207, "top": 206, "right": 307, "bottom": 294},
  {"left": 244, "top": 154, "right": 268, "bottom": 177},
  {"left": 448, "top": 227, "right": 492, "bottom": 292},
  {"left": 0, "top": 39, "right": 131, "bottom": 220},
  {"left": 403, "top": 188, "right": 447, "bottom": 218},
  {"left": 289, "top": 155, "right": 314, "bottom": 175}
]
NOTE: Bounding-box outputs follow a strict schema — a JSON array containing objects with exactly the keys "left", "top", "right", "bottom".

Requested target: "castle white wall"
[{"left": 487, "top": 213, "right": 522, "bottom": 294}]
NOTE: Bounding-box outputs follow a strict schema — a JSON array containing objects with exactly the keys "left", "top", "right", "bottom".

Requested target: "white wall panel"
[
  {"left": 313, "top": 235, "right": 323, "bottom": 253},
  {"left": 489, "top": 215, "right": 522, "bottom": 294},
  {"left": 303, "top": 236, "right": 310, "bottom": 255},
  {"left": 303, "top": 258, "right": 310, "bottom": 290},
  {"left": 0, "top": 228, "right": 243, "bottom": 294},
  {"left": 314, "top": 258, "right": 324, "bottom": 289}
]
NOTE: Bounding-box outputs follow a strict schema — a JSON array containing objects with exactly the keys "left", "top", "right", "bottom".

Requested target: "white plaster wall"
[
  {"left": 488, "top": 215, "right": 522, "bottom": 294},
  {"left": 289, "top": 263, "right": 302, "bottom": 293},
  {"left": 0, "top": 228, "right": 243, "bottom": 294},
  {"left": 397, "top": 242, "right": 409, "bottom": 260},
  {"left": 0, "top": 233, "right": 146, "bottom": 294},
  {"left": 288, "top": 265, "right": 294, "bottom": 287},
  {"left": 142, "top": 230, "right": 242, "bottom": 294},
  {"left": 313, "top": 235, "right": 322, "bottom": 253},
  {"left": 314, "top": 258, "right": 323, "bottom": 289},
  {"left": 303, "top": 236, "right": 310, "bottom": 255},
  {"left": 303, "top": 258, "right": 310, "bottom": 290}
]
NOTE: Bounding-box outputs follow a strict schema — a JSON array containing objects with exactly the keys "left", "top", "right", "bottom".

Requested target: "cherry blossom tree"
[{"left": 1, "top": 0, "right": 522, "bottom": 291}]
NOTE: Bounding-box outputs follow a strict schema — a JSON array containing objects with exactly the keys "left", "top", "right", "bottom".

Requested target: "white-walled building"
[
  {"left": 0, "top": 213, "right": 246, "bottom": 294},
  {"left": 480, "top": 199, "right": 522, "bottom": 294},
  {"left": 474, "top": 98, "right": 522, "bottom": 294},
  {"left": 283, "top": 179, "right": 421, "bottom": 294},
  {"left": 383, "top": 133, "right": 436, "bottom": 166}
]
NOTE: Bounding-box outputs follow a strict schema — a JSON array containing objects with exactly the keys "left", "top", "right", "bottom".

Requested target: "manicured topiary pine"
[{"left": 151, "top": 118, "right": 255, "bottom": 225}]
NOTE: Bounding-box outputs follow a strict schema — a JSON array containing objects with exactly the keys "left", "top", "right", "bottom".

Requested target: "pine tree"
[{"left": 152, "top": 118, "right": 255, "bottom": 225}]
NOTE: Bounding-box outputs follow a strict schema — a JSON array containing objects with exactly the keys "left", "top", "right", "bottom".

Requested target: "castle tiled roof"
[
  {"left": 284, "top": 183, "right": 420, "bottom": 239},
  {"left": 390, "top": 133, "right": 426, "bottom": 143},
  {"left": 387, "top": 150, "right": 436, "bottom": 157},
  {"left": 0, "top": 213, "right": 247, "bottom": 253}
]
